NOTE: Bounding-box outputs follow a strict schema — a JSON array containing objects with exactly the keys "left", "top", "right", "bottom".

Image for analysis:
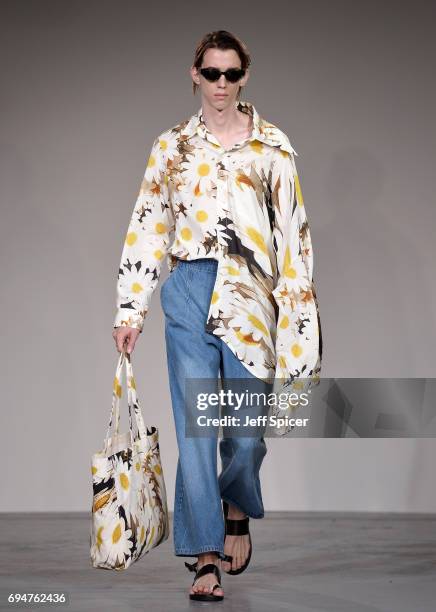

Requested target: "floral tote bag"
[{"left": 90, "top": 350, "right": 169, "bottom": 570}]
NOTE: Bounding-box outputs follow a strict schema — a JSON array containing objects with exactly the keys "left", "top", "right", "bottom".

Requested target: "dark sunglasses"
[{"left": 199, "top": 67, "right": 246, "bottom": 83}]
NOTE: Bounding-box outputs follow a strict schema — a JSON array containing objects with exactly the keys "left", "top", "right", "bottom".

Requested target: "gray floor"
[{"left": 1, "top": 512, "right": 435, "bottom": 612}]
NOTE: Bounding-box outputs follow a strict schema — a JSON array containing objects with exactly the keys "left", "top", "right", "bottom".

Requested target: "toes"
[{"left": 192, "top": 582, "right": 217, "bottom": 595}]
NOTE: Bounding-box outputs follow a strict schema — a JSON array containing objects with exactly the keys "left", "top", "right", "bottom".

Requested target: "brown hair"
[{"left": 192, "top": 30, "right": 251, "bottom": 99}]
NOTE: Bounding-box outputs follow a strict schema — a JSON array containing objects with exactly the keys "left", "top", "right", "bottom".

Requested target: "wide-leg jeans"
[{"left": 160, "top": 257, "right": 270, "bottom": 560}]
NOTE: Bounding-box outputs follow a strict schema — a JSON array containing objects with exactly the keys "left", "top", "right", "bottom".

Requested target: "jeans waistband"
[{"left": 175, "top": 257, "right": 218, "bottom": 271}]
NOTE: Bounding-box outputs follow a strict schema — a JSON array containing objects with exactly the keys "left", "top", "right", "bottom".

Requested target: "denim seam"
[
  {"left": 185, "top": 264, "right": 192, "bottom": 307},
  {"left": 174, "top": 473, "right": 188, "bottom": 547},
  {"left": 172, "top": 262, "right": 191, "bottom": 308},
  {"left": 160, "top": 268, "right": 177, "bottom": 309}
]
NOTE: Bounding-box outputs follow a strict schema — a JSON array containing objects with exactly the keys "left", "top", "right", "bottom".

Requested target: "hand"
[{"left": 112, "top": 326, "right": 141, "bottom": 354}]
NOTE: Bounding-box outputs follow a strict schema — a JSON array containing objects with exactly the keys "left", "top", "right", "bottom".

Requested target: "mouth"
[{"left": 214, "top": 94, "right": 228, "bottom": 98}]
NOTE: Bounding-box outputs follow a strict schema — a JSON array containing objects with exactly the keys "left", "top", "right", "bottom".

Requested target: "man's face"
[{"left": 191, "top": 48, "right": 249, "bottom": 110}]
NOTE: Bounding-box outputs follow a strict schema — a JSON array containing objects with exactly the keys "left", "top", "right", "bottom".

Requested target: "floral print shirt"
[{"left": 114, "top": 100, "right": 322, "bottom": 387}]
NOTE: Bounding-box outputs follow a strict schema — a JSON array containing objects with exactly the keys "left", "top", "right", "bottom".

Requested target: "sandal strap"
[
  {"left": 194, "top": 562, "right": 221, "bottom": 583},
  {"left": 187, "top": 562, "right": 222, "bottom": 589},
  {"left": 225, "top": 516, "right": 249, "bottom": 535},
  {"left": 184, "top": 560, "right": 198, "bottom": 573},
  {"left": 184, "top": 554, "right": 233, "bottom": 576}
]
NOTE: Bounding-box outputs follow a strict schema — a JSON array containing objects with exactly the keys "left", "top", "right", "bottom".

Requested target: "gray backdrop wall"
[{"left": 1, "top": 0, "right": 435, "bottom": 512}]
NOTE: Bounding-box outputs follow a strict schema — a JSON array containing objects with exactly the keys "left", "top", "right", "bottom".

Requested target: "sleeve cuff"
[{"left": 113, "top": 309, "right": 147, "bottom": 332}]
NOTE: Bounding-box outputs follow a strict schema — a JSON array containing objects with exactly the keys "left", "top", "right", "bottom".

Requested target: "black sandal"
[
  {"left": 185, "top": 558, "right": 230, "bottom": 602},
  {"left": 222, "top": 500, "right": 252, "bottom": 575}
]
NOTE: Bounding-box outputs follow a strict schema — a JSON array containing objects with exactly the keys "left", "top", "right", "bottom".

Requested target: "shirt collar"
[{"left": 180, "top": 99, "right": 298, "bottom": 156}]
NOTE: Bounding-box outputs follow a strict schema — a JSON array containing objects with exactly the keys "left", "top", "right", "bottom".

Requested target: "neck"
[{"left": 201, "top": 98, "right": 250, "bottom": 135}]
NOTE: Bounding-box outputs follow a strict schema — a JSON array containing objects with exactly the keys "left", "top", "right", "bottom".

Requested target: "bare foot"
[
  {"left": 222, "top": 503, "right": 251, "bottom": 573},
  {"left": 189, "top": 552, "right": 224, "bottom": 597}
]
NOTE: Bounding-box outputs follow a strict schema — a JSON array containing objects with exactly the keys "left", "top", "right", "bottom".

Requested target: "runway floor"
[{"left": 1, "top": 511, "right": 435, "bottom": 611}]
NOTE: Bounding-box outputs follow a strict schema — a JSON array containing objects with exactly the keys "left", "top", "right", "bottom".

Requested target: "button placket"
[
  {"left": 216, "top": 152, "right": 228, "bottom": 248},
  {"left": 204, "top": 148, "right": 228, "bottom": 332}
]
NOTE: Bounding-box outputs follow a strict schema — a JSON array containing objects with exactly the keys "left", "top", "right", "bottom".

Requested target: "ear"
[
  {"left": 241, "top": 67, "right": 250, "bottom": 86},
  {"left": 190, "top": 65, "right": 200, "bottom": 85}
]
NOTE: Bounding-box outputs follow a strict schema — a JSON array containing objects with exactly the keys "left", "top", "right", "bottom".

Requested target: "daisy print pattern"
[
  {"left": 114, "top": 100, "right": 323, "bottom": 409},
  {"left": 90, "top": 441, "right": 169, "bottom": 570},
  {"left": 104, "top": 514, "right": 134, "bottom": 568},
  {"left": 90, "top": 353, "right": 169, "bottom": 569}
]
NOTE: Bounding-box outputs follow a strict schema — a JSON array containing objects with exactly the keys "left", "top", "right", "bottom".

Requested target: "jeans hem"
[
  {"left": 222, "top": 496, "right": 265, "bottom": 519},
  {"left": 175, "top": 546, "right": 226, "bottom": 560}
]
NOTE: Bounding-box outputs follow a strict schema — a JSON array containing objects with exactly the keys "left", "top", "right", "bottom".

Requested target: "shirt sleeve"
[
  {"left": 113, "top": 135, "right": 175, "bottom": 332},
  {"left": 270, "top": 146, "right": 322, "bottom": 383}
]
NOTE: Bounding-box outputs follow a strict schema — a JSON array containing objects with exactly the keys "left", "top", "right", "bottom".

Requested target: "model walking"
[{"left": 113, "top": 30, "right": 322, "bottom": 602}]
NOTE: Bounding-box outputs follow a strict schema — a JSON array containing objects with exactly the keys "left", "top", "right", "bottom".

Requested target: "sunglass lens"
[
  {"left": 226, "top": 69, "right": 244, "bottom": 82},
  {"left": 201, "top": 68, "right": 221, "bottom": 82}
]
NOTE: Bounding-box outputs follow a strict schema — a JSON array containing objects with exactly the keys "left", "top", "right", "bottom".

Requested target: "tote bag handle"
[{"left": 104, "top": 350, "right": 147, "bottom": 453}]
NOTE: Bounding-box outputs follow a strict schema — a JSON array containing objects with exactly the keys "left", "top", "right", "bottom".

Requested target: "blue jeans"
[{"left": 160, "top": 257, "right": 269, "bottom": 560}]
